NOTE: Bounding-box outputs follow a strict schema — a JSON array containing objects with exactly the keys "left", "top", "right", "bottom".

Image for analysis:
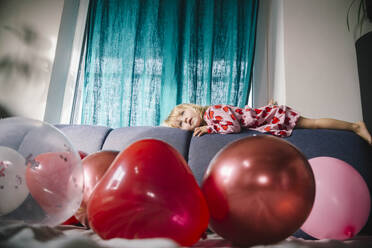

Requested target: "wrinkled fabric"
[
  {"left": 78, "top": 0, "right": 258, "bottom": 128},
  {"left": 1, "top": 222, "right": 372, "bottom": 248},
  {"left": 204, "top": 104, "right": 300, "bottom": 137},
  {"left": 0, "top": 222, "right": 178, "bottom": 248}
]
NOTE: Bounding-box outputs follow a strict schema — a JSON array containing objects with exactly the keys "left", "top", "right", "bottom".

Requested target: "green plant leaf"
[
  {"left": 347, "top": 0, "right": 358, "bottom": 31},
  {"left": 358, "top": 0, "right": 363, "bottom": 25},
  {"left": 360, "top": 8, "right": 366, "bottom": 36},
  {"left": 358, "top": 0, "right": 367, "bottom": 35}
]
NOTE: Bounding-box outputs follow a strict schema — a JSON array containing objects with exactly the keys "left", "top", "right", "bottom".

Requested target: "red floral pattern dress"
[{"left": 203, "top": 104, "right": 300, "bottom": 137}]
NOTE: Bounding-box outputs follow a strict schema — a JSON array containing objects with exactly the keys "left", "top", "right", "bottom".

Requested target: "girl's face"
[{"left": 174, "top": 107, "right": 202, "bottom": 131}]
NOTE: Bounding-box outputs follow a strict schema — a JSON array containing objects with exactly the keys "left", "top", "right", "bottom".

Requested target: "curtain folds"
[{"left": 79, "top": 0, "right": 258, "bottom": 127}]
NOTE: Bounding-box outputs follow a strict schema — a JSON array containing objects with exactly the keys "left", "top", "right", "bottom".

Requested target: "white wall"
[
  {"left": 2, "top": 0, "right": 370, "bottom": 123},
  {"left": 255, "top": 0, "right": 372, "bottom": 122},
  {"left": 0, "top": 0, "right": 64, "bottom": 120}
]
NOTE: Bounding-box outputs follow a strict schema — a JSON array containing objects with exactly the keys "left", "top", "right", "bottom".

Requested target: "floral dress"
[{"left": 203, "top": 104, "right": 300, "bottom": 137}]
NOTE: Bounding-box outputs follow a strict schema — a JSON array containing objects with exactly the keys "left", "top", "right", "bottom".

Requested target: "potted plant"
[
  {"left": 347, "top": 0, "right": 372, "bottom": 35},
  {"left": 347, "top": 0, "right": 372, "bottom": 136}
]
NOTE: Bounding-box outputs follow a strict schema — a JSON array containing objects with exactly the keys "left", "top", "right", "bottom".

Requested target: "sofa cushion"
[
  {"left": 285, "top": 129, "right": 372, "bottom": 184},
  {"left": 187, "top": 129, "right": 262, "bottom": 185},
  {"left": 188, "top": 128, "right": 372, "bottom": 235},
  {"left": 55, "top": 124, "right": 112, "bottom": 154},
  {"left": 188, "top": 129, "right": 371, "bottom": 185},
  {"left": 102, "top": 126, "right": 192, "bottom": 160},
  {"left": 0, "top": 118, "right": 37, "bottom": 151}
]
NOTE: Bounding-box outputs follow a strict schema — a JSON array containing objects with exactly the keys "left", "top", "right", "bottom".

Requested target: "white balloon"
[{"left": 0, "top": 146, "right": 29, "bottom": 216}]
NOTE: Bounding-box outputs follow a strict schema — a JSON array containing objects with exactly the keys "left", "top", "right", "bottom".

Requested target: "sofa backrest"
[
  {"left": 102, "top": 126, "right": 192, "bottom": 159},
  {"left": 56, "top": 125, "right": 371, "bottom": 189},
  {"left": 54, "top": 124, "right": 112, "bottom": 154},
  {"left": 188, "top": 129, "right": 372, "bottom": 185},
  {"left": 55, "top": 125, "right": 193, "bottom": 160},
  {"left": 2, "top": 122, "right": 371, "bottom": 234}
]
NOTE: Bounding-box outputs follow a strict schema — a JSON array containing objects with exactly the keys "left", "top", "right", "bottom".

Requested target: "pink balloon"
[
  {"left": 301, "top": 157, "right": 370, "bottom": 240},
  {"left": 26, "top": 151, "right": 81, "bottom": 215}
]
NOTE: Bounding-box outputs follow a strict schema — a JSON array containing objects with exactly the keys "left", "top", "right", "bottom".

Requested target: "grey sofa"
[{"left": 55, "top": 124, "right": 372, "bottom": 238}]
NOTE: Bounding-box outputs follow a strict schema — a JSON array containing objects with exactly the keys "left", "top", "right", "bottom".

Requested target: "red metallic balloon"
[
  {"left": 62, "top": 150, "right": 88, "bottom": 226},
  {"left": 87, "top": 139, "right": 209, "bottom": 246},
  {"left": 81, "top": 150, "right": 119, "bottom": 205},
  {"left": 75, "top": 150, "right": 119, "bottom": 226},
  {"left": 202, "top": 135, "right": 315, "bottom": 246}
]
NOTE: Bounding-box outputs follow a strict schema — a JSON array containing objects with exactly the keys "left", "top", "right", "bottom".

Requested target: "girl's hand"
[
  {"left": 193, "top": 126, "right": 209, "bottom": 137},
  {"left": 268, "top": 99, "right": 278, "bottom": 105}
]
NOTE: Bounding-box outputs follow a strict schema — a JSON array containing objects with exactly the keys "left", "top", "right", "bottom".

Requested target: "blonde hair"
[{"left": 163, "top": 103, "right": 209, "bottom": 128}]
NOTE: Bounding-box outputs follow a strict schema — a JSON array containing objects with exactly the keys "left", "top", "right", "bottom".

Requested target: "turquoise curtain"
[{"left": 80, "top": 0, "right": 258, "bottom": 127}]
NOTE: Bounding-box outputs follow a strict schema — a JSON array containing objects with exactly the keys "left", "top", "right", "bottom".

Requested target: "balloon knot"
[
  {"left": 201, "top": 231, "right": 208, "bottom": 240},
  {"left": 344, "top": 226, "right": 355, "bottom": 238}
]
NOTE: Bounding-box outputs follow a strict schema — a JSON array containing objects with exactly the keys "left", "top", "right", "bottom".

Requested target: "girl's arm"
[{"left": 204, "top": 105, "right": 241, "bottom": 134}]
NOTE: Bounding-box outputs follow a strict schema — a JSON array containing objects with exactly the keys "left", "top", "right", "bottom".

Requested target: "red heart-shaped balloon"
[{"left": 87, "top": 139, "right": 209, "bottom": 246}]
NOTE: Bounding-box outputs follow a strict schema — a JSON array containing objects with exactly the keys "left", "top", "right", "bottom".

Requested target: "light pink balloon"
[{"left": 301, "top": 157, "right": 370, "bottom": 240}]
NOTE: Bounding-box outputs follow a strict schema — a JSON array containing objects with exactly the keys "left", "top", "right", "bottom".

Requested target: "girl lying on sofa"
[{"left": 163, "top": 101, "right": 372, "bottom": 145}]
